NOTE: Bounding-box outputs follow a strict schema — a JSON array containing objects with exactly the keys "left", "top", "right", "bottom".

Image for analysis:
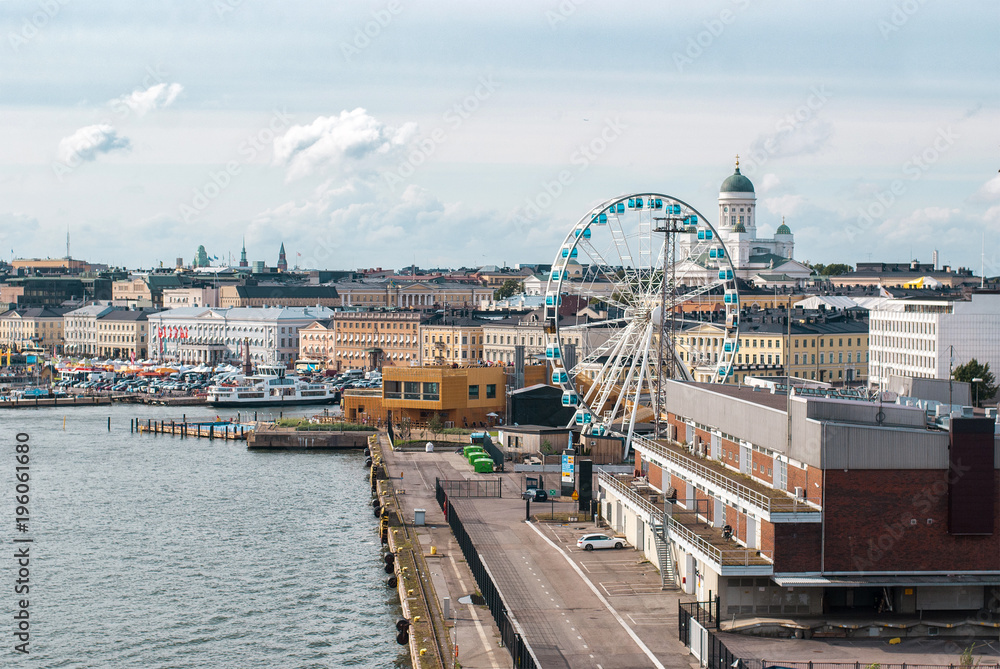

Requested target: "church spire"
[
  {"left": 277, "top": 242, "right": 288, "bottom": 272},
  {"left": 239, "top": 237, "right": 248, "bottom": 267}
]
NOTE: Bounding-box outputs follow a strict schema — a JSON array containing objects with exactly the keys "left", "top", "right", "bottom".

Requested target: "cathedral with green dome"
[{"left": 677, "top": 158, "right": 811, "bottom": 286}]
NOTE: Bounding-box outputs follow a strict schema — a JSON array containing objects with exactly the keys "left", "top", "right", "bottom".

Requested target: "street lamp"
[{"left": 972, "top": 377, "right": 983, "bottom": 408}]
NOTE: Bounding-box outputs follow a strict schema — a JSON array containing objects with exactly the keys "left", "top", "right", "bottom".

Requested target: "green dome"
[
  {"left": 721, "top": 166, "right": 754, "bottom": 193},
  {"left": 776, "top": 223, "right": 791, "bottom": 235},
  {"left": 732, "top": 222, "right": 747, "bottom": 233}
]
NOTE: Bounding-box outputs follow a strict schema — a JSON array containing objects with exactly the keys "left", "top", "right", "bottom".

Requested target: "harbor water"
[{"left": 1, "top": 405, "right": 407, "bottom": 668}]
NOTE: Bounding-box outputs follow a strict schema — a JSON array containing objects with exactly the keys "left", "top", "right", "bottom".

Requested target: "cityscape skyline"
[{"left": 2, "top": 1, "right": 998, "bottom": 274}]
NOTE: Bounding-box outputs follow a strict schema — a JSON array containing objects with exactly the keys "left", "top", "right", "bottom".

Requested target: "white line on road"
[{"left": 526, "top": 521, "right": 666, "bottom": 669}]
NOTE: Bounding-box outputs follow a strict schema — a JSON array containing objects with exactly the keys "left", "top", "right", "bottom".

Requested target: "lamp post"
[{"left": 973, "top": 377, "right": 983, "bottom": 408}]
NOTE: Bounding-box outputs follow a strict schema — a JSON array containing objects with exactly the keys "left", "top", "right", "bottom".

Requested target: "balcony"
[
  {"left": 631, "top": 434, "right": 820, "bottom": 522},
  {"left": 599, "top": 472, "right": 773, "bottom": 574}
]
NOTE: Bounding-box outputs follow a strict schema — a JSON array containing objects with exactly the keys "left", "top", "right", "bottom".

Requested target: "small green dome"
[
  {"left": 732, "top": 222, "right": 747, "bottom": 233},
  {"left": 721, "top": 166, "right": 755, "bottom": 193},
  {"left": 776, "top": 223, "right": 791, "bottom": 235}
]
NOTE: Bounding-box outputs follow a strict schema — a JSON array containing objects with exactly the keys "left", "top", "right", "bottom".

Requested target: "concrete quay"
[{"left": 377, "top": 435, "right": 699, "bottom": 669}]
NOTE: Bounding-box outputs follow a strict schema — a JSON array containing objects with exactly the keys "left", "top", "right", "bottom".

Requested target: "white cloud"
[
  {"left": 273, "top": 108, "right": 418, "bottom": 181},
  {"left": 749, "top": 117, "right": 833, "bottom": 161},
  {"left": 876, "top": 207, "right": 962, "bottom": 243},
  {"left": 759, "top": 173, "right": 781, "bottom": 193},
  {"left": 56, "top": 124, "right": 131, "bottom": 164},
  {"left": 762, "top": 194, "right": 806, "bottom": 216},
  {"left": 970, "top": 174, "right": 1000, "bottom": 203},
  {"left": 110, "top": 82, "right": 183, "bottom": 117}
]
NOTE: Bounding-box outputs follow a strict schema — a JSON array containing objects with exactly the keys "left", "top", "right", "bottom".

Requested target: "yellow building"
[
  {"left": 298, "top": 310, "right": 424, "bottom": 371},
  {"left": 0, "top": 307, "right": 68, "bottom": 354},
  {"left": 421, "top": 318, "right": 484, "bottom": 365},
  {"left": 677, "top": 311, "right": 869, "bottom": 385},
  {"left": 345, "top": 365, "right": 506, "bottom": 427}
]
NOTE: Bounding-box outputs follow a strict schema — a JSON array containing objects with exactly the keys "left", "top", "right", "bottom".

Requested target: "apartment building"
[
  {"left": 678, "top": 308, "right": 869, "bottom": 385},
  {"left": 63, "top": 303, "right": 115, "bottom": 356},
  {"left": 421, "top": 317, "right": 485, "bottom": 365},
  {"left": 0, "top": 307, "right": 68, "bottom": 353},
  {"left": 869, "top": 293, "right": 1000, "bottom": 388},
  {"left": 298, "top": 310, "right": 424, "bottom": 371}
]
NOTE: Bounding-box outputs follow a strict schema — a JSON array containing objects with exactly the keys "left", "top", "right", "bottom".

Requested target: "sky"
[{"left": 1, "top": 0, "right": 998, "bottom": 275}]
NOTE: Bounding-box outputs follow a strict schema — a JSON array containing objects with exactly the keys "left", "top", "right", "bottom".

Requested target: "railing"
[
  {"left": 599, "top": 472, "right": 773, "bottom": 569},
  {"left": 632, "top": 434, "right": 819, "bottom": 515},
  {"left": 436, "top": 481, "right": 540, "bottom": 669},
  {"left": 598, "top": 471, "right": 664, "bottom": 522},
  {"left": 437, "top": 477, "right": 503, "bottom": 498},
  {"left": 679, "top": 601, "right": 749, "bottom": 669}
]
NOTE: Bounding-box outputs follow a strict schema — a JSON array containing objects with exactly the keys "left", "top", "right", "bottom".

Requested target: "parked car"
[
  {"left": 521, "top": 488, "right": 548, "bottom": 502},
  {"left": 576, "top": 533, "right": 624, "bottom": 551}
]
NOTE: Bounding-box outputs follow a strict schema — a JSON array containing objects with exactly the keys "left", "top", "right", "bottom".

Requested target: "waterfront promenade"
[{"left": 379, "top": 437, "right": 698, "bottom": 669}]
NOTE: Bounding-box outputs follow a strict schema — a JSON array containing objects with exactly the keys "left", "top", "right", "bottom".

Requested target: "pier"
[{"left": 132, "top": 417, "right": 251, "bottom": 441}]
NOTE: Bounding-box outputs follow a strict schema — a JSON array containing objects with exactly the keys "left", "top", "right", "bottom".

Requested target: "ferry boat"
[{"left": 206, "top": 365, "right": 337, "bottom": 407}]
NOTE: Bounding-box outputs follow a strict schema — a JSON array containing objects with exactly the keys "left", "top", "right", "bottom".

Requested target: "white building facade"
[
  {"left": 147, "top": 306, "right": 335, "bottom": 365},
  {"left": 869, "top": 293, "right": 1000, "bottom": 388}
]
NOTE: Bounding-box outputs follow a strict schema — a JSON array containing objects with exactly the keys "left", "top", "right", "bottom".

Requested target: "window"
[
  {"left": 404, "top": 381, "right": 420, "bottom": 400},
  {"left": 468, "top": 385, "right": 479, "bottom": 400},
  {"left": 422, "top": 382, "right": 439, "bottom": 400},
  {"left": 486, "top": 384, "right": 496, "bottom": 399}
]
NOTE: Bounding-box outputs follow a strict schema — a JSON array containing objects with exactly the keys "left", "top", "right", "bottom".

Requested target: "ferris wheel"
[{"left": 543, "top": 192, "right": 740, "bottom": 453}]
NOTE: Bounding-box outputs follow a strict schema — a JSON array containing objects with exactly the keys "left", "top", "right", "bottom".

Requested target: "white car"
[{"left": 576, "top": 533, "right": 624, "bottom": 551}]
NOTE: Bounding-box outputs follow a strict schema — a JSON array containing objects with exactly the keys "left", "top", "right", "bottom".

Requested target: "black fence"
[
  {"left": 437, "top": 477, "right": 503, "bottom": 498},
  {"left": 436, "top": 481, "right": 538, "bottom": 669},
  {"left": 679, "top": 600, "right": 746, "bottom": 669}
]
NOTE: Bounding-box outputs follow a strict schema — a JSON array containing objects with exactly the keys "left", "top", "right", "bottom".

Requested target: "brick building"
[{"left": 599, "top": 380, "right": 999, "bottom": 622}]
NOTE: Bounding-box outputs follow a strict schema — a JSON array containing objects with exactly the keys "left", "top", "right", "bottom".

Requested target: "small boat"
[{"left": 206, "top": 365, "right": 337, "bottom": 407}]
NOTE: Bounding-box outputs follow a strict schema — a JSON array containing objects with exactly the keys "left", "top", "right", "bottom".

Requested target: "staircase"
[{"left": 652, "top": 522, "right": 677, "bottom": 590}]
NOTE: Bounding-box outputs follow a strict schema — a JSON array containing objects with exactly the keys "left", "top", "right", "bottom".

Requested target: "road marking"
[
  {"left": 526, "top": 522, "right": 666, "bottom": 669},
  {"left": 448, "top": 553, "right": 501, "bottom": 667}
]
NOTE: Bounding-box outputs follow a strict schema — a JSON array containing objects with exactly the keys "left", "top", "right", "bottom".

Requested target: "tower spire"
[{"left": 239, "top": 236, "right": 248, "bottom": 268}]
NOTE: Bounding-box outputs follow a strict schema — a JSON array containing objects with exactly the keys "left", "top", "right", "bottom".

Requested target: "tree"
[
  {"left": 952, "top": 359, "right": 997, "bottom": 406},
  {"left": 493, "top": 278, "right": 524, "bottom": 300},
  {"left": 427, "top": 414, "right": 444, "bottom": 435},
  {"left": 809, "top": 262, "right": 852, "bottom": 276}
]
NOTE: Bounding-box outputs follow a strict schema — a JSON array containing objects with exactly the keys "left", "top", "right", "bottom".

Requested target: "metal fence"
[
  {"left": 436, "top": 481, "right": 539, "bottom": 669},
  {"left": 437, "top": 477, "right": 503, "bottom": 498},
  {"left": 679, "top": 600, "right": 747, "bottom": 669}
]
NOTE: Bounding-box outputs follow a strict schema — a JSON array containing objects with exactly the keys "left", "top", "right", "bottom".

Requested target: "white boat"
[{"left": 206, "top": 365, "right": 337, "bottom": 407}]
